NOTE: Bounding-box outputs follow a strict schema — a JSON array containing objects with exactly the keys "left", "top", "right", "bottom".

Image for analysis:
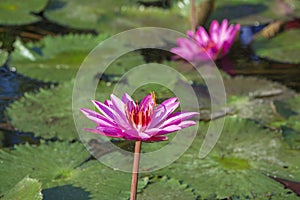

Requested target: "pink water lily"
[
  {"left": 80, "top": 92, "right": 198, "bottom": 141},
  {"left": 171, "top": 19, "right": 240, "bottom": 62}
]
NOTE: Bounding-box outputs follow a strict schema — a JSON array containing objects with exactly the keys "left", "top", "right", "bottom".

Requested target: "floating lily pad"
[
  {"left": 0, "top": 0, "right": 47, "bottom": 25},
  {"left": 252, "top": 30, "right": 300, "bottom": 64},
  {"left": 113, "top": 6, "right": 189, "bottom": 33},
  {"left": 0, "top": 141, "right": 148, "bottom": 200},
  {"left": 1, "top": 177, "right": 42, "bottom": 200},
  {"left": 208, "top": 0, "right": 300, "bottom": 26},
  {"left": 6, "top": 80, "right": 116, "bottom": 141},
  {"left": 44, "top": 0, "right": 189, "bottom": 33},
  {"left": 224, "top": 76, "right": 296, "bottom": 126},
  {"left": 44, "top": 0, "right": 134, "bottom": 32},
  {"left": 150, "top": 117, "right": 299, "bottom": 199},
  {"left": 9, "top": 34, "right": 110, "bottom": 83},
  {"left": 137, "top": 176, "right": 197, "bottom": 200}
]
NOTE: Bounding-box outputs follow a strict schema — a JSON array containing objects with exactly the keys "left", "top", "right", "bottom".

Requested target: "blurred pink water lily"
[
  {"left": 171, "top": 19, "right": 240, "bottom": 62},
  {"left": 80, "top": 92, "right": 198, "bottom": 141}
]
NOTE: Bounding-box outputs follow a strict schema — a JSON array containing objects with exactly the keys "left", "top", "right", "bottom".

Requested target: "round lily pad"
[
  {"left": 0, "top": 141, "right": 148, "bottom": 200},
  {"left": 208, "top": 0, "right": 300, "bottom": 26},
  {"left": 252, "top": 29, "right": 300, "bottom": 64},
  {"left": 224, "top": 76, "right": 296, "bottom": 126},
  {"left": 150, "top": 117, "right": 299, "bottom": 199},
  {"left": 1, "top": 177, "right": 42, "bottom": 200},
  {"left": 44, "top": 0, "right": 189, "bottom": 33},
  {"left": 6, "top": 80, "right": 116, "bottom": 141},
  {"left": 0, "top": 0, "right": 48, "bottom": 25},
  {"left": 137, "top": 176, "right": 198, "bottom": 200},
  {"left": 9, "top": 34, "right": 110, "bottom": 83}
]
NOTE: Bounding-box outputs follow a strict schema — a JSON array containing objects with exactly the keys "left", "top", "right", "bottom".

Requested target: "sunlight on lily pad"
[
  {"left": 44, "top": 0, "right": 189, "bottom": 33},
  {"left": 225, "top": 76, "right": 296, "bottom": 127},
  {"left": 0, "top": 0, "right": 47, "bottom": 25},
  {"left": 6, "top": 80, "right": 116, "bottom": 141},
  {"left": 151, "top": 117, "right": 299, "bottom": 199},
  {"left": 0, "top": 141, "right": 148, "bottom": 200},
  {"left": 9, "top": 34, "right": 109, "bottom": 83},
  {"left": 1, "top": 177, "right": 42, "bottom": 200},
  {"left": 208, "top": 0, "right": 299, "bottom": 25},
  {"left": 253, "top": 30, "right": 300, "bottom": 64}
]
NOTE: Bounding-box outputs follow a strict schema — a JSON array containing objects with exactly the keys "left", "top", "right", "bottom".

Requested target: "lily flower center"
[{"left": 125, "top": 92, "right": 156, "bottom": 131}]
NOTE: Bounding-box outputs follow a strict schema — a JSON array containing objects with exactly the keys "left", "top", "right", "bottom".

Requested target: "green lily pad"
[
  {"left": 137, "top": 176, "right": 198, "bottom": 200},
  {"left": 6, "top": 80, "right": 116, "bottom": 141},
  {"left": 149, "top": 117, "right": 299, "bottom": 199},
  {"left": 44, "top": 0, "right": 189, "bottom": 33},
  {"left": 44, "top": 0, "right": 135, "bottom": 32},
  {"left": 252, "top": 30, "right": 300, "bottom": 64},
  {"left": 113, "top": 6, "right": 189, "bottom": 33},
  {"left": 208, "top": 0, "right": 300, "bottom": 26},
  {"left": 0, "top": 0, "right": 48, "bottom": 25},
  {"left": 0, "top": 141, "right": 148, "bottom": 200},
  {"left": 9, "top": 34, "right": 110, "bottom": 83},
  {"left": 224, "top": 76, "right": 296, "bottom": 126},
  {"left": 1, "top": 177, "right": 42, "bottom": 200}
]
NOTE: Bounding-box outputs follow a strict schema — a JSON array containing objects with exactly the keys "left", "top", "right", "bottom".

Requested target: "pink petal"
[
  {"left": 145, "top": 125, "right": 181, "bottom": 136},
  {"left": 80, "top": 108, "right": 116, "bottom": 127},
  {"left": 83, "top": 127, "right": 123, "bottom": 138},
  {"left": 110, "top": 94, "right": 132, "bottom": 129},
  {"left": 149, "top": 101, "right": 179, "bottom": 128},
  {"left": 140, "top": 93, "right": 153, "bottom": 109},
  {"left": 195, "top": 27, "right": 210, "bottom": 46},
  {"left": 159, "top": 112, "right": 199, "bottom": 128},
  {"left": 122, "top": 93, "right": 134, "bottom": 104},
  {"left": 210, "top": 20, "right": 220, "bottom": 44},
  {"left": 92, "top": 100, "right": 115, "bottom": 121},
  {"left": 178, "top": 120, "right": 197, "bottom": 128},
  {"left": 147, "top": 136, "right": 168, "bottom": 141},
  {"left": 157, "top": 125, "right": 182, "bottom": 135},
  {"left": 124, "top": 129, "right": 151, "bottom": 140}
]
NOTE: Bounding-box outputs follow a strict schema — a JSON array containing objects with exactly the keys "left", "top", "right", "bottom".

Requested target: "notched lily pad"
[
  {"left": 9, "top": 34, "right": 109, "bottom": 83},
  {"left": 151, "top": 117, "right": 299, "bottom": 199},
  {"left": 0, "top": 0, "right": 48, "bottom": 25},
  {"left": 1, "top": 177, "right": 42, "bottom": 200},
  {"left": 137, "top": 176, "right": 197, "bottom": 200},
  {"left": 252, "top": 29, "right": 300, "bottom": 64},
  {"left": 208, "top": 0, "right": 297, "bottom": 26},
  {"left": 6, "top": 80, "right": 118, "bottom": 141},
  {"left": 44, "top": 0, "right": 189, "bottom": 33},
  {"left": 224, "top": 76, "right": 296, "bottom": 126},
  {"left": 6, "top": 81, "right": 78, "bottom": 140},
  {"left": 0, "top": 141, "right": 147, "bottom": 200}
]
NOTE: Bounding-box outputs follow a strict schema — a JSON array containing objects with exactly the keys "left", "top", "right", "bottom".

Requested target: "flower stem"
[
  {"left": 130, "top": 140, "right": 142, "bottom": 200},
  {"left": 190, "top": 0, "right": 196, "bottom": 32}
]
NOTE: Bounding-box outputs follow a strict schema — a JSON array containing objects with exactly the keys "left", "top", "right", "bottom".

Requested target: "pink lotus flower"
[
  {"left": 80, "top": 92, "right": 198, "bottom": 141},
  {"left": 171, "top": 19, "right": 240, "bottom": 62}
]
